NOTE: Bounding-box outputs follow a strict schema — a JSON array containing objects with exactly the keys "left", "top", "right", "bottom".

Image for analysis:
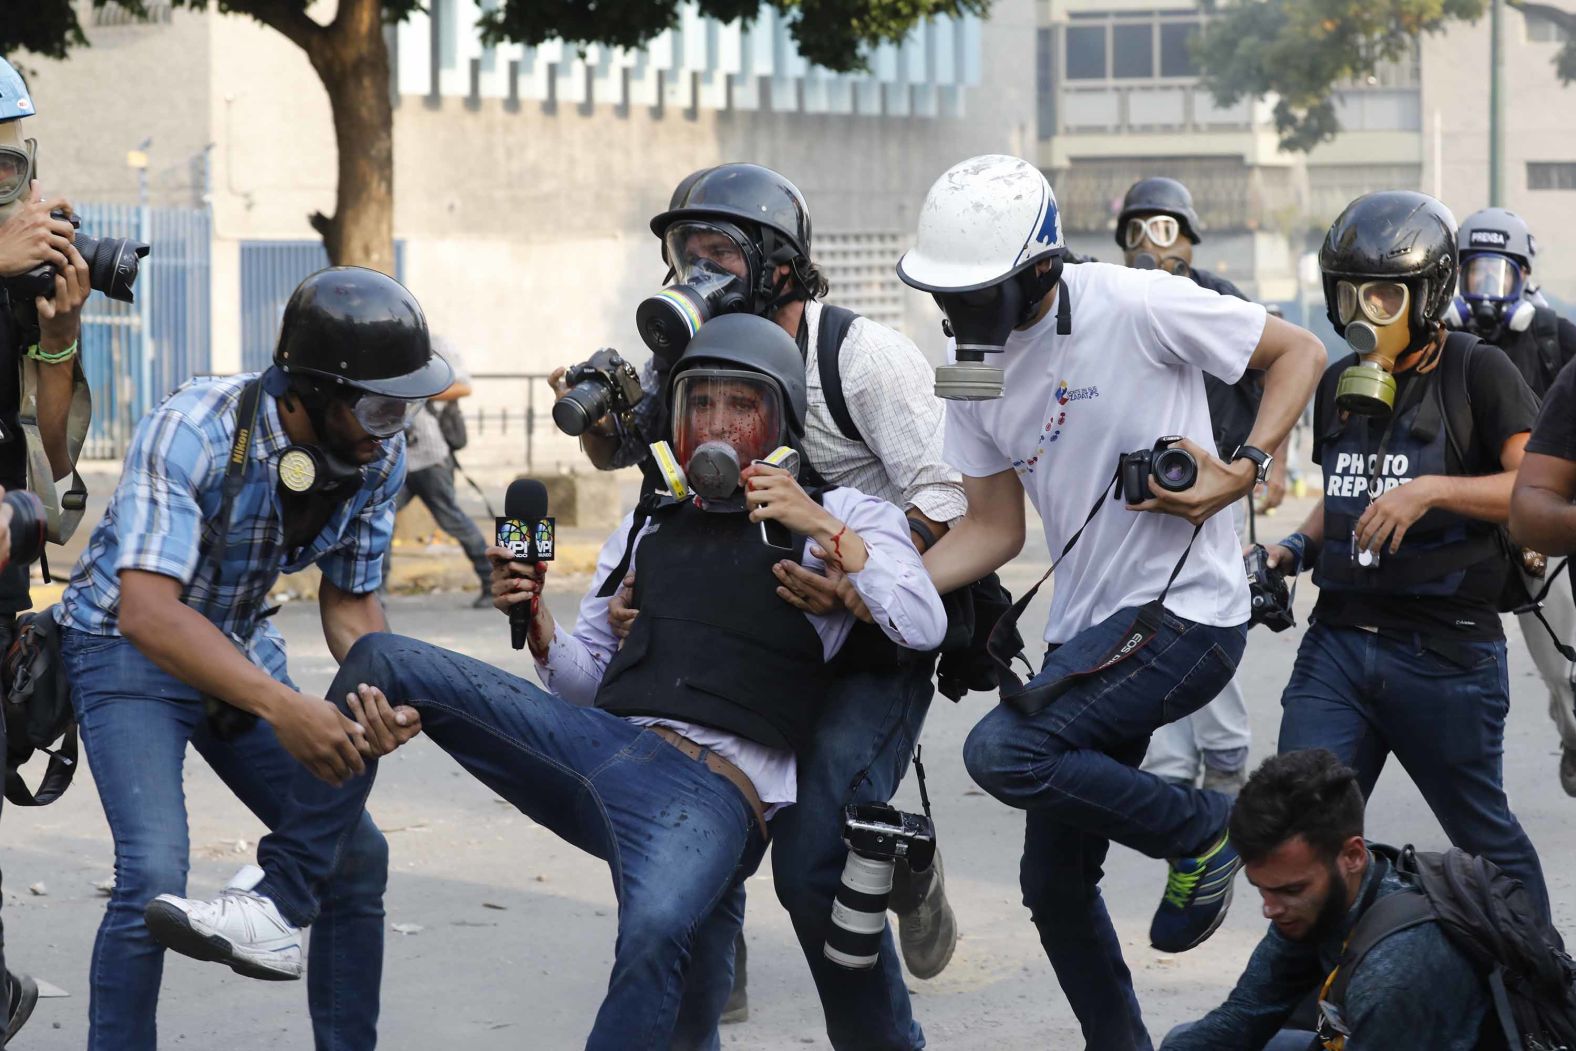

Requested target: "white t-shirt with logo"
[{"left": 943, "top": 261, "right": 1266, "bottom": 644}]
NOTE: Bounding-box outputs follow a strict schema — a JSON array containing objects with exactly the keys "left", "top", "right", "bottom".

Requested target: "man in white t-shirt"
[{"left": 904, "top": 156, "right": 1326, "bottom": 1051}]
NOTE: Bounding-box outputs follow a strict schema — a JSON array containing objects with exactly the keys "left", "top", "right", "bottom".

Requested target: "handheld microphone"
[{"left": 498, "top": 479, "right": 554, "bottom": 651}]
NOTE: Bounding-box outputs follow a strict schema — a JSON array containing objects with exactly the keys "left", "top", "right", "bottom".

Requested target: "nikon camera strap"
[{"left": 18, "top": 353, "right": 91, "bottom": 548}]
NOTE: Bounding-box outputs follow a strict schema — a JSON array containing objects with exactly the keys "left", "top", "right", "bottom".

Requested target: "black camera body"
[
  {"left": 0, "top": 211, "right": 149, "bottom": 305},
  {"left": 1117, "top": 436, "right": 1198, "bottom": 503},
  {"left": 824, "top": 803, "right": 937, "bottom": 971},
  {"left": 4, "top": 490, "right": 44, "bottom": 569},
  {"left": 551, "top": 348, "right": 646, "bottom": 437},
  {"left": 1244, "top": 544, "right": 1295, "bottom": 632}
]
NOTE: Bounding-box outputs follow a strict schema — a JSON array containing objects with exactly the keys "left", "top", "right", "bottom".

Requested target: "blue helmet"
[{"left": 0, "top": 58, "right": 35, "bottom": 124}]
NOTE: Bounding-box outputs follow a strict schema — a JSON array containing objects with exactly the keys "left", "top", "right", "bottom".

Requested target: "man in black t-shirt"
[
  {"left": 1452, "top": 208, "right": 1576, "bottom": 796},
  {"left": 1263, "top": 191, "right": 1551, "bottom": 920},
  {"left": 1511, "top": 356, "right": 1576, "bottom": 795}
]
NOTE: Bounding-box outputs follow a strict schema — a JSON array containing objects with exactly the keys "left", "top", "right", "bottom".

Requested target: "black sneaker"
[{"left": 5, "top": 971, "right": 37, "bottom": 1045}]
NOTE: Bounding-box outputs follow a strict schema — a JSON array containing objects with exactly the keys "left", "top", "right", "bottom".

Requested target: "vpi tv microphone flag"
[{"left": 497, "top": 479, "right": 556, "bottom": 563}]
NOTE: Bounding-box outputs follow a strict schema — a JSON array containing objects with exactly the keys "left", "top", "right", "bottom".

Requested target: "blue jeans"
[
  {"left": 761, "top": 656, "right": 936, "bottom": 1050},
  {"left": 1162, "top": 1021, "right": 1316, "bottom": 1050},
  {"left": 252, "top": 633, "right": 768, "bottom": 1051},
  {"left": 1278, "top": 622, "right": 1550, "bottom": 919},
  {"left": 61, "top": 629, "right": 388, "bottom": 1051},
  {"left": 963, "top": 607, "right": 1248, "bottom": 1051}
]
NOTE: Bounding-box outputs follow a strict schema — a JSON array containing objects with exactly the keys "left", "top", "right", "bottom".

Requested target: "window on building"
[
  {"left": 1066, "top": 25, "right": 1107, "bottom": 80},
  {"left": 1527, "top": 13, "right": 1572, "bottom": 43},
  {"left": 1037, "top": 28, "right": 1057, "bottom": 139},
  {"left": 1113, "top": 24, "right": 1155, "bottom": 79},
  {"left": 1528, "top": 162, "right": 1576, "bottom": 190},
  {"left": 94, "top": 2, "right": 173, "bottom": 25},
  {"left": 1159, "top": 21, "right": 1201, "bottom": 77}
]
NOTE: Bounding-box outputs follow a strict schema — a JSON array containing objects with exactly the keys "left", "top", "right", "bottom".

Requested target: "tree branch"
[{"left": 216, "top": 0, "right": 327, "bottom": 57}]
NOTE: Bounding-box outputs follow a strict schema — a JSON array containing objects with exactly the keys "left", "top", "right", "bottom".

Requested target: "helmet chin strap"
[{"left": 1395, "top": 324, "right": 1446, "bottom": 375}]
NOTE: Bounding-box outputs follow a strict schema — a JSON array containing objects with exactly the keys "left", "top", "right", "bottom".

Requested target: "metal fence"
[
  {"left": 76, "top": 202, "right": 212, "bottom": 459},
  {"left": 240, "top": 240, "right": 407, "bottom": 372}
]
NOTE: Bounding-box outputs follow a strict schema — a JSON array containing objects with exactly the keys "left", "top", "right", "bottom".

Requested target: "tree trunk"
[{"left": 307, "top": 0, "right": 395, "bottom": 273}]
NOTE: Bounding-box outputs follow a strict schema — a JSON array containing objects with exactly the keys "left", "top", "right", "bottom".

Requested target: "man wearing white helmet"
[{"left": 904, "top": 155, "right": 1325, "bottom": 1049}]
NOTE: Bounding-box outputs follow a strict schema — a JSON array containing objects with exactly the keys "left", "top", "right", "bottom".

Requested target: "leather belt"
[{"left": 649, "top": 726, "right": 769, "bottom": 839}]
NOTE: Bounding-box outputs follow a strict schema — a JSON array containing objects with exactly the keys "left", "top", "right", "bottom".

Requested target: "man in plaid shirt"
[{"left": 55, "top": 267, "right": 452, "bottom": 1051}]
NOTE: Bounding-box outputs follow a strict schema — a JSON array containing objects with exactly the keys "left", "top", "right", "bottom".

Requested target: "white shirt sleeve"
[
  {"left": 535, "top": 511, "right": 646, "bottom": 706},
  {"left": 1141, "top": 271, "right": 1267, "bottom": 384},
  {"left": 814, "top": 488, "right": 947, "bottom": 652},
  {"left": 943, "top": 401, "right": 1014, "bottom": 478}
]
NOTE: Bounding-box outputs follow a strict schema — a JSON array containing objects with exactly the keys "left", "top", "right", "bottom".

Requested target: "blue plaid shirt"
[{"left": 58, "top": 373, "right": 406, "bottom": 681}]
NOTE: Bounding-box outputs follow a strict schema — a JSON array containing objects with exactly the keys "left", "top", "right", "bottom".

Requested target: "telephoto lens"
[
  {"left": 4, "top": 489, "right": 45, "bottom": 567},
  {"left": 825, "top": 850, "right": 895, "bottom": 970},
  {"left": 551, "top": 379, "right": 613, "bottom": 437}
]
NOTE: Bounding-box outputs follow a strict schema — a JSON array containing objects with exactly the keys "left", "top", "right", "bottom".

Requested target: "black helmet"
[
  {"left": 274, "top": 267, "right": 452, "bottom": 399},
  {"left": 651, "top": 163, "right": 814, "bottom": 264},
  {"left": 1116, "top": 177, "right": 1203, "bottom": 247},
  {"left": 1318, "top": 191, "right": 1458, "bottom": 337},
  {"left": 670, "top": 313, "right": 807, "bottom": 436}
]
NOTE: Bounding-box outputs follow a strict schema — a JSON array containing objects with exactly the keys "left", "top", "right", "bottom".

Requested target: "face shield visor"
[
  {"left": 664, "top": 221, "right": 758, "bottom": 289},
  {"left": 0, "top": 137, "right": 34, "bottom": 209},
  {"left": 1335, "top": 279, "right": 1410, "bottom": 328},
  {"left": 349, "top": 391, "right": 425, "bottom": 439},
  {"left": 1460, "top": 253, "right": 1524, "bottom": 303},
  {"left": 671, "top": 370, "right": 785, "bottom": 499},
  {"left": 1122, "top": 214, "right": 1182, "bottom": 251}
]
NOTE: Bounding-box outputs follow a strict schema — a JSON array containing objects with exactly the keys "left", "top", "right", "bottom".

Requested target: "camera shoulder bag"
[{"left": 3, "top": 607, "right": 77, "bottom": 806}]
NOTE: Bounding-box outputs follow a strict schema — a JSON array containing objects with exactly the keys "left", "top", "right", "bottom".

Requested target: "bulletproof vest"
[
  {"left": 1314, "top": 352, "right": 1501, "bottom": 600},
  {"left": 594, "top": 497, "right": 830, "bottom": 752},
  {"left": 1191, "top": 267, "right": 1262, "bottom": 459}
]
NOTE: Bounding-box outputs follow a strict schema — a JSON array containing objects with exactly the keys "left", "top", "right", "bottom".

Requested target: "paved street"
[{"left": 4, "top": 511, "right": 1574, "bottom": 1049}]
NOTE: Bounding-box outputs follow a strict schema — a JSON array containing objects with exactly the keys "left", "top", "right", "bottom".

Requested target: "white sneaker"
[{"left": 144, "top": 865, "right": 304, "bottom": 981}]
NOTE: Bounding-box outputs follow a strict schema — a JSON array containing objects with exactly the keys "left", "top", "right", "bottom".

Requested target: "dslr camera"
[
  {"left": 551, "top": 348, "right": 645, "bottom": 437},
  {"left": 1244, "top": 544, "right": 1295, "bottom": 632},
  {"left": 0, "top": 210, "right": 148, "bottom": 304},
  {"left": 3, "top": 490, "right": 44, "bottom": 569},
  {"left": 1117, "top": 436, "right": 1198, "bottom": 503},
  {"left": 824, "top": 803, "right": 936, "bottom": 971}
]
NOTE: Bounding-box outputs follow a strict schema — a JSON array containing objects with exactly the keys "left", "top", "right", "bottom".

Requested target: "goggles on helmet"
[
  {"left": 0, "top": 140, "right": 35, "bottom": 207},
  {"left": 1122, "top": 214, "right": 1181, "bottom": 251},
  {"left": 663, "top": 221, "right": 757, "bottom": 287},
  {"left": 1335, "top": 279, "right": 1409, "bottom": 327},
  {"left": 1460, "top": 252, "right": 1524, "bottom": 303},
  {"left": 349, "top": 391, "right": 425, "bottom": 439},
  {"left": 671, "top": 370, "right": 785, "bottom": 468}
]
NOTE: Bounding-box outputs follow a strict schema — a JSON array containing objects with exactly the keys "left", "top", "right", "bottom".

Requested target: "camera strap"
[
  {"left": 985, "top": 465, "right": 1203, "bottom": 716},
  {"left": 17, "top": 352, "right": 90, "bottom": 553}
]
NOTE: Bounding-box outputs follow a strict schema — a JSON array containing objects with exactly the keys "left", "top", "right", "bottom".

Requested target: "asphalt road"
[{"left": 4, "top": 522, "right": 1574, "bottom": 1049}]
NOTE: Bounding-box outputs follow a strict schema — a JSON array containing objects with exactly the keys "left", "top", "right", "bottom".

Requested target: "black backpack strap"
[
  {"left": 1432, "top": 331, "right": 1482, "bottom": 474},
  {"left": 1532, "top": 305, "right": 1564, "bottom": 389},
  {"left": 814, "top": 305, "right": 863, "bottom": 443},
  {"left": 1323, "top": 888, "right": 1436, "bottom": 1014},
  {"left": 5, "top": 725, "right": 76, "bottom": 807}
]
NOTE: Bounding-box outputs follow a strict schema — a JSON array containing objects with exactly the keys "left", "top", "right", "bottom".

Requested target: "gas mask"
[
  {"left": 636, "top": 221, "right": 761, "bottom": 365},
  {"left": 267, "top": 369, "right": 422, "bottom": 497},
  {"left": 933, "top": 258, "right": 1062, "bottom": 401},
  {"left": 0, "top": 121, "right": 36, "bottom": 225},
  {"left": 1332, "top": 279, "right": 1417, "bottom": 416},
  {"left": 1122, "top": 214, "right": 1192, "bottom": 278},
  {"left": 1458, "top": 252, "right": 1535, "bottom": 340},
  {"left": 664, "top": 369, "right": 787, "bottom": 504}
]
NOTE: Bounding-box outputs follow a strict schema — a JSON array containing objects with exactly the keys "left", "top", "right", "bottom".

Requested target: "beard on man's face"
[{"left": 1294, "top": 861, "right": 1355, "bottom": 945}]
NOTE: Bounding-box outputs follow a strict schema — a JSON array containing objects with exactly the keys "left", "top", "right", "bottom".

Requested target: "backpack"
[
  {"left": 810, "top": 305, "right": 1023, "bottom": 699},
  {"left": 2, "top": 607, "right": 77, "bottom": 806},
  {"left": 1321, "top": 844, "right": 1576, "bottom": 1051},
  {"left": 429, "top": 399, "right": 468, "bottom": 453}
]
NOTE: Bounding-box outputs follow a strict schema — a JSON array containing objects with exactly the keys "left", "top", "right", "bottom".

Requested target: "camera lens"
[
  {"left": 77, "top": 233, "right": 151, "bottom": 304},
  {"left": 4, "top": 489, "right": 45, "bottom": 567},
  {"left": 1152, "top": 448, "right": 1198, "bottom": 492},
  {"left": 823, "top": 851, "right": 894, "bottom": 970},
  {"left": 552, "top": 379, "right": 613, "bottom": 437}
]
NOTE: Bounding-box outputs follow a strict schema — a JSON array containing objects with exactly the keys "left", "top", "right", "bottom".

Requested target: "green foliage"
[
  {"left": 1193, "top": 0, "right": 1487, "bottom": 151},
  {"left": 479, "top": 0, "right": 990, "bottom": 74}
]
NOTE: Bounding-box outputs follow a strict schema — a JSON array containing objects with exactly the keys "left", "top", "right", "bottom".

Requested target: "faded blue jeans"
[
  {"left": 251, "top": 633, "right": 768, "bottom": 1051},
  {"left": 963, "top": 607, "right": 1248, "bottom": 1051},
  {"left": 1278, "top": 622, "right": 1550, "bottom": 920},
  {"left": 61, "top": 628, "right": 388, "bottom": 1051}
]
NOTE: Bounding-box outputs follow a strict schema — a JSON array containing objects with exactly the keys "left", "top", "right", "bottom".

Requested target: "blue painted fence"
[{"left": 240, "top": 240, "right": 406, "bottom": 372}]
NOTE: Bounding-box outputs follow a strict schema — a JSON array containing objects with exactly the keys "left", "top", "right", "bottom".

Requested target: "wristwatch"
[{"left": 1232, "top": 444, "right": 1274, "bottom": 485}]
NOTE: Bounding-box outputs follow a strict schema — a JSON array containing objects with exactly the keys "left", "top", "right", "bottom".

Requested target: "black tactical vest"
[
  {"left": 1314, "top": 351, "right": 1501, "bottom": 601},
  {"left": 594, "top": 498, "right": 831, "bottom": 752}
]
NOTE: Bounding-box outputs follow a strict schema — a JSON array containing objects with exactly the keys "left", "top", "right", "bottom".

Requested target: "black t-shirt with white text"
[{"left": 1311, "top": 346, "right": 1538, "bottom": 639}]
